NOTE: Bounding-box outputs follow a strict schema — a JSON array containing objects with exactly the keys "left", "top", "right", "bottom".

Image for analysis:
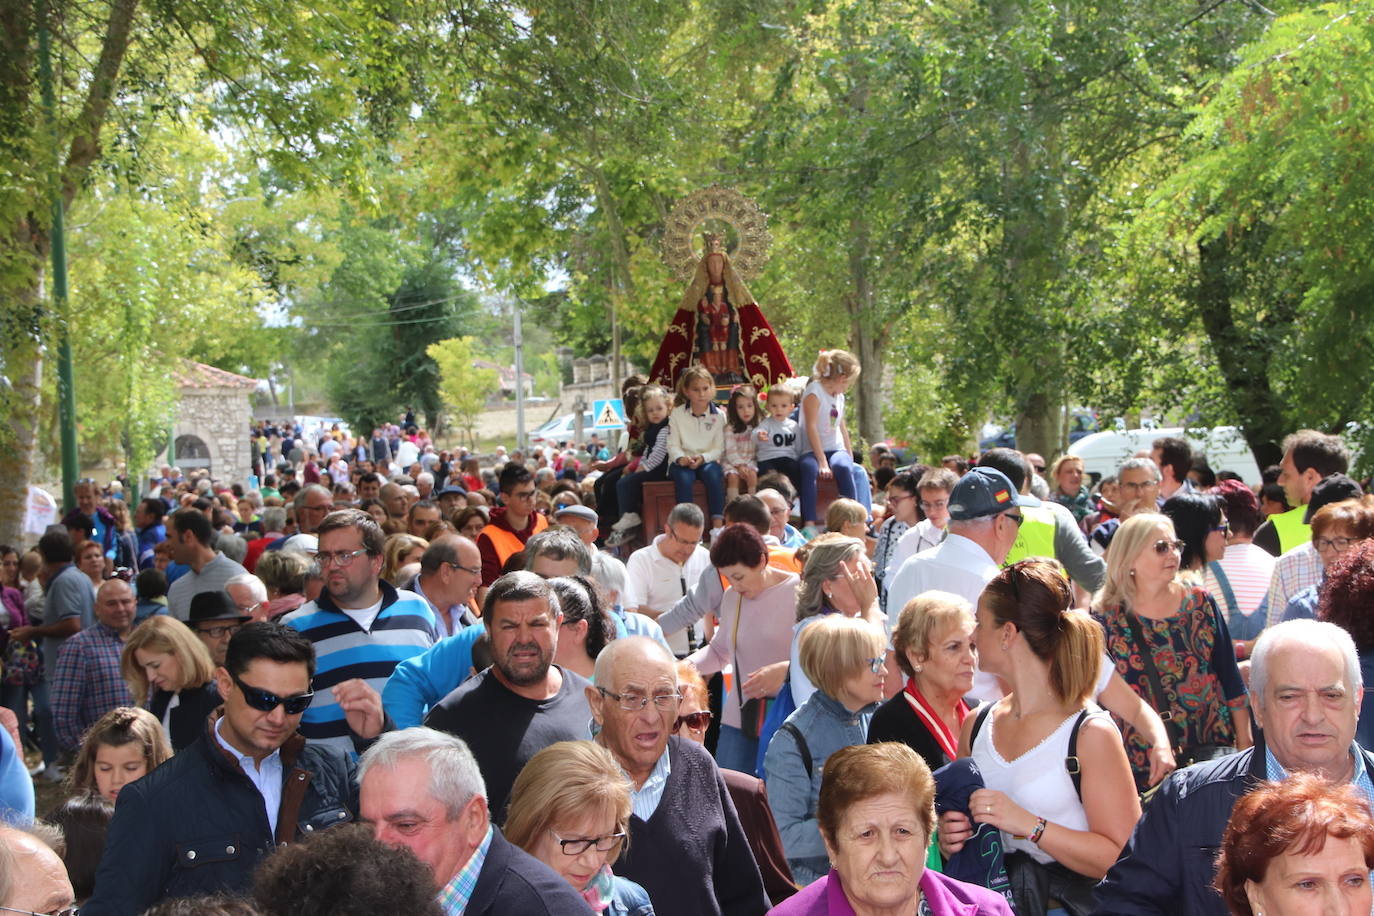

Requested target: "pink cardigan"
[{"left": 767, "top": 868, "right": 1014, "bottom": 916}]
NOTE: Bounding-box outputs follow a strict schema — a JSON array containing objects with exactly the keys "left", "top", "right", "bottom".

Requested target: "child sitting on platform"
[
  {"left": 799, "top": 349, "right": 871, "bottom": 534},
  {"left": 666, "top": 364, "right": 728, "bottom": 534},
  {"left": 723, "top": 385, "right": 761, "bottom": 501},
  {"left": 756, "top": 381, "right": 802, "bottom": 496},
  {"left": 606, "top": 384, "right": 672, "bottom": 545}
]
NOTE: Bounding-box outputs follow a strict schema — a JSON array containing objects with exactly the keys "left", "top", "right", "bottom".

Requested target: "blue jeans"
[
  {"left": 714, "top": 723, "right": 759, "bottom": 774},
  {"left": 616, "top": 467, "right": 666, "bottom": 517},
  {"left": 2, "top": 680, "right": 59, "bottom": 765},
  {"left": 799, "top": 448, "right": 872, "bottom": 523},
  {"left": 670, "top": 460, "right": 725, "bottom": 520}
]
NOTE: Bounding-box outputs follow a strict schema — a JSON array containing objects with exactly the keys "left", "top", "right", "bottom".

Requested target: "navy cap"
[
  {"left": 437, "top": 484, "right": 467, "bottom": 498},
  {"left": 948, "top": 467, "right": 1041, "bottom": 521}
]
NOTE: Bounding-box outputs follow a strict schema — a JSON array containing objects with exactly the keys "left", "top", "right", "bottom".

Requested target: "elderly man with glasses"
[
  {"left": 281, "top": 508, "right": 438, "bottom": 755},
  {"left": 590, "top": 636, "right": 769, "bottom": 916}
]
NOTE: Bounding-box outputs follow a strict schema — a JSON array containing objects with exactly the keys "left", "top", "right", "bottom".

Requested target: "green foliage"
[{"left": 427, "top": 336, "right": 500, "bottom": 448}]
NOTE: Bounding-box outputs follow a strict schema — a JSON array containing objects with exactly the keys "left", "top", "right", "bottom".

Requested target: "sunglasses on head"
[
  {"left": 1152, "top": 538, "right": 1185, "bottom": 555},
  {"left": 676, "top": 710, "right": 713, "bottom": 731},
  {"left": 232, "top": 673, "right": 314, "bottom": 715}
]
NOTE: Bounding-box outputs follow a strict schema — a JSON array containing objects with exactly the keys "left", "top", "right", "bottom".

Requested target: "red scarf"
[{"left": 903, "top": 678, "right": 969, "bottom": 761}]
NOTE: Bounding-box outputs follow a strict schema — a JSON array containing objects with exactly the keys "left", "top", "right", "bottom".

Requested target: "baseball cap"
[
  {"left": 947, "top": 467, "right": 1041, "bottom": 521},
  {"left": 437, "top": 484, "right": 467, "bottom": 498}
]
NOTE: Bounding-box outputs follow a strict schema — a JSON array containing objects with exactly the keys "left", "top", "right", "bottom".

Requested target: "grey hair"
[
  {"left": 293, "top": 484, "right": 333, "bottom": 511},
  {"left": 667, "top": 502, "right": 705, "bottom": 530},
  {"left": 948, "top": 514, "right": 997, "bottom": 536},
  {"left": 796, "top": 536, "right": 865, "bottom": 621},
  {"left": 217, "top": 535, "right": 248, "bottom": 564},
  {"left": 260, "top": 506, "right": 288, "bottom": 533},
  {"left": 591, "top": 635, "right": 676, "bottom": 689},
  {"left": 524, "top": 527, "right": 592, "bottom": 575},
  {"left": 416, "top": 472, "right": 434, "bottom": 487},
  {"left": 225, "top": 573, "right": 268, "bottom": 602},
  {"left": 357, "top": 727, "right": 487, "bottom": 820},
  {"left": 594, "top": 554, "right": 626, "bottom": 600},
  {"left": 1117, "top": 457, "right": 1161, "bottom": 482},
  {"left": 1250, "top": 619, "right": 1362, "bottom": 709}
]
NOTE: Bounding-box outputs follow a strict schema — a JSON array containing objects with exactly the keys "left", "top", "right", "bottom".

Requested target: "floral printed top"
[{"left": 1095, "top": 586, "right": 1247, "bottom": 791}]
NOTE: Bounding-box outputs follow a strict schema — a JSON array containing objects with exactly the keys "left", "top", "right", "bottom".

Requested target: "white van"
[{"left": 1068, "top": 426, "right": 1262, "bottom": 486}]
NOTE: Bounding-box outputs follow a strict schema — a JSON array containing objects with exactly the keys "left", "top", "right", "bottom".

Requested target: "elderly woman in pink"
[
  {"left": 768, "top": 742, "right": 1012, "bottom": 916},
  {"left": 687, "top": 523, "right": 800, "bottom": 773}
]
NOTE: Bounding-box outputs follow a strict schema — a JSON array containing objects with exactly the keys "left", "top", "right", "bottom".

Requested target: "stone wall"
[{"left": 172, "top": 388, "right": 254, "bottom": 484}]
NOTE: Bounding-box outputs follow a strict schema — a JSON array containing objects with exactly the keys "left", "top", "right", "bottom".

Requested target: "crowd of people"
[{"left": 1, "top": 363, "right": 1373, "bottom": 916}]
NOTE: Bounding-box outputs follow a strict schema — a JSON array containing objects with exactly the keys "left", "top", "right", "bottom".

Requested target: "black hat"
[
  {"left": 1304, "top": 473, "right": 1364, "bottom": 524},
  {"left": 188, "top": 590, "right": 250, "bottom": 625}
]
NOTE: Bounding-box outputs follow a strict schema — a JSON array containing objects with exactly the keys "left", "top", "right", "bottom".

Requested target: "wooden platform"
[{"left": 638, "top": 476, "right": 839, "bottom": 542}]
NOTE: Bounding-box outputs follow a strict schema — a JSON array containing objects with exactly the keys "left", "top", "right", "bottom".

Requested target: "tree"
[{"left": 427, "top": 337, "right": 499, "bottom": 448}]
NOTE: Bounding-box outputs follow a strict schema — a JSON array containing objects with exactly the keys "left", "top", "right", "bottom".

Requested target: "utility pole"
[
  {"left": 38, "top": 0, "right": 79, "bottom": 512},
  {"left": 513, "top": 301, "right": 526, "bottom": 453}
]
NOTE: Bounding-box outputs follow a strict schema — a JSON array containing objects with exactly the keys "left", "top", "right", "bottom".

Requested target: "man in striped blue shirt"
[{"left": 284, "top": 509, "right": 439, "bottom": 755}]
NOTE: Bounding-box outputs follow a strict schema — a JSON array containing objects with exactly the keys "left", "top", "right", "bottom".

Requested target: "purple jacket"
[{"left": 768, "top": 868, "right": 1013, "bottom": 916}]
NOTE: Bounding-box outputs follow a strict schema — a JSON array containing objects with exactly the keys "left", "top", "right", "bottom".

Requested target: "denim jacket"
[
  {"left": 763, "top": 689, "right": 877, "bottom": 886},
  {"left": 609, "top": 874, "right": 656, "bottom": 916}
]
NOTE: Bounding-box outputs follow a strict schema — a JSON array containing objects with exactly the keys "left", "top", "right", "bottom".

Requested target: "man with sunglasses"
[
  {"left": 84, "top": 622, "right": 363, "bottom": 915},
  {"left": 590, "top": 636, "right": 769, "bottom": 916},
  {"left": 282, "top": 508, "right": 438, "bottom": 755}
]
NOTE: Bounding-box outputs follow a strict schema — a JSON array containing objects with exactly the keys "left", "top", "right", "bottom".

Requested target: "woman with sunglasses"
[
  {"left": 938, "top": 560, "right": 1139, "bottom": 916},
  {"left": 1091, "top": 513, "right": 1250, "bottom": 793},
  {"left": 764, "top": 614, "right": 887, "bottom": 887},
  {"left": 1161, "top": 492, "right": 1229, "bottom": 587},
  {"left": 505, "top": 740, "right": 654, "bottom": 915}
]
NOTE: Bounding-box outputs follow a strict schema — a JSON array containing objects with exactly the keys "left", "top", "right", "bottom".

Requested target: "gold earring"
[{"left": 913, "top": 664, "right": 923, "bottom": 673}]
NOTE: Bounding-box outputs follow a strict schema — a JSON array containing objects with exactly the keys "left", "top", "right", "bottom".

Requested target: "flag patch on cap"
[{"left": 994, "top": 490, "right": 1011, "bottom": 503}]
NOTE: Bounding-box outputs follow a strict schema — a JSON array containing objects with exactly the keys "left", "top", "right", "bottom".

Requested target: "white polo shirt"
[{"left": 622, "top": 535, "right": 712, "bottom": 655}]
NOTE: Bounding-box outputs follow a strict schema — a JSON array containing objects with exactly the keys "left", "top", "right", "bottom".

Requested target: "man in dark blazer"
[{"left": 359, "top": 726, "right": 587, "bottom": 915}]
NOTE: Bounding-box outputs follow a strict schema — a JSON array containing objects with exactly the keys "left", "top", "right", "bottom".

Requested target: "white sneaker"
[
  {"left": 611, "top": 512, "right": 641, "bottom": 532},
  {"left": 39, "top": 764, "right": 65, "bottom": 783},
  {"left": 26, "top": 761, "right": 44, "bottom": 778}
]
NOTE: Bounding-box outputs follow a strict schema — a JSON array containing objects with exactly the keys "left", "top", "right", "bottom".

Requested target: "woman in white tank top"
[{"left": 936, "top": 559, "right": 1140, "bottom": 916}]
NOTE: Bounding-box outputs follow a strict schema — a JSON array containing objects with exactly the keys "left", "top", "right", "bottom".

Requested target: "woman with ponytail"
[{"left": 937, "top": 559, "right": 1139, "bottom": 916}]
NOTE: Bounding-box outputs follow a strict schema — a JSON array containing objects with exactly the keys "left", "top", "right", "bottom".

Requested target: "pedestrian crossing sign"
[{"left": 592, "top": 399, "right": 625, "bottom": 429}]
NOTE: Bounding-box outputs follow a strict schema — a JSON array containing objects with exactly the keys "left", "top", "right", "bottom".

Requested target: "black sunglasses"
[
  {"left": 676, "top": 710, "right": 713, "bottom": 731},
  {"left": 232, "top": 673, "right": 314, "bottom": 715}
]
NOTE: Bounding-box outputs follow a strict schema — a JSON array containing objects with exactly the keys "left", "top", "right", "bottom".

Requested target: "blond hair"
[
  {"left": 633, "top": 385, "right": 671, "bottom": 428},
  {"left": 504, "top": 740, "right": 631, "bottom": 858},
  {"left": 67, "top": 707, "right": 171, "bottom": 797},
  {"left": 796, "top": 535, "right": 865, "bottom": 620},
  {"left": 121, "top": 616, "right": 216, "bottom": 705},
  {"left": 891, "top": 592, "right": 975, "bottom": 679},
  {"left": 674, "top": 364, "right": 715, "bottom": 407},
  {"left": 1093, "top": 513, "right": 1174, "bottom": 612},
  {"left": 814, "top": 349, "right": 861, "bottom": 380},
  {"left": 799, "top": 615, "right": 886, "bottom": 699},
  {"left": 825, "top": 498, "right": 867, "bottom": 533},
  {"left": 381, "top": 533, "right": 428, "bottom": 584}
]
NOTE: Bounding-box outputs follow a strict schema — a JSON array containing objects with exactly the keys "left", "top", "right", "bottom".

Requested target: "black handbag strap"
[
  {"left": 778, "top": 721, "right": 812, "bottom": 778},
  {"left": 1125, "top": 611, "right": 1181, "bottom": 752},
  {"left": 969, "top": 702, "right": 1089, "bottom": 801}
]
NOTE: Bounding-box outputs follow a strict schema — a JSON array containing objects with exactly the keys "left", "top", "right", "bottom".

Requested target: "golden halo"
[{"left": 662, "top": 186, "right": 772, "bottom": 283}]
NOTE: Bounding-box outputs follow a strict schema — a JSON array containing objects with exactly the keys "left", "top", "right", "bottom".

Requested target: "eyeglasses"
[
  {"left": 677, "top": 710, "right": 713, "bottom": 731},
  {"left": 232, "top": 673, "right": 315, "bottom": 715},
  {"left": 1119, "top": 480, "right": 1158, "bottom": 492},
  {"left": 548, "top": 828, "right": 627, "bottom": 855},
  {"left": 197, "top": 622, "right": 244, "bottom": 640},
  {"left": 1316, "top": 536, "right": 1357, "bottom": 552},
  {"left": 597, "top": 686, "right": 681, "bottom": 712},
  {"left": 507, "top": 489, "right": 537, "bottom": 502},
  {"left": 0, "top": 905, "right": 79, "bottom": 916},
  {"left": 1151, "top": 539, "right": 1186, "bottom": 555},
  {"left": 919, "top": 499, "right": 948, "bottom": 511},
  {"left": 1032, "top": 465, "right": 1046, "bottom": 474},
  {"left": 1210, "top": 523, "right": 1230, "bottom": 536},
  {"left": 315, "top": 548, "right": 370, "bottom": 568},
  {"left": 865, "top": 657, "right": 885, "bottom": 674},
  {"left": 445, "top": 562, "right": 482, "bottom": 576},
  {"left": 1002, "top": 512, "right": 1024, "bottom": 527},
  {"left": 665, "top": 526, "right": 700, "bottom": 546}
]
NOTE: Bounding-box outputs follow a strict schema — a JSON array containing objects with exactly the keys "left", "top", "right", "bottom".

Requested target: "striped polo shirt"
[{"left": 283, "top": 580, "right": 439, "bottom": 754}]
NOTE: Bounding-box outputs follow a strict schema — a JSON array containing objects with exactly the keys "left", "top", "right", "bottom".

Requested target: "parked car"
[
  {"left": 978, "top": 410, "right": 1100, "bottom": 452},
  {"left": 529, "top": 410, "right": 624, "bottom": 447},
  {"left": 1068, "top": 425, "right": 1261, "bottom": 486}
]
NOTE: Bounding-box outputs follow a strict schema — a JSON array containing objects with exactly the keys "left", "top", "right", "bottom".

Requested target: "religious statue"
[{"left": 650, "top": 188, "right": 793, "bottom": 391}]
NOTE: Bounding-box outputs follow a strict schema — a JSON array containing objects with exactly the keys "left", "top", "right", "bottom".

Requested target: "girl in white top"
[
  {"left": 938, "top": 559, "right": 1139, "bottom": 915},
  {"left": 667, "top": 364, "right": 727, "bottom": 528},
  {"left": 798, "top": 349, "right": 871, "bottom": 531}
]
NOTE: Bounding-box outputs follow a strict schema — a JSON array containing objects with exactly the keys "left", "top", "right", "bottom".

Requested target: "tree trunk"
[
  {"left": 587, "top": 162, "right": 635, "bottom": 384},
  {"left": 1015, "top": 390, "right": 1063, "bottom": 464},
  {"left": 846, "top": 216, "right": 885, "bottom": 447},
  {"left": 1196, "top": 232, "right": 1286, "bottom": 469},
  {"left": 0, "top": 290, "right": 46, "bottom": 546}
]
